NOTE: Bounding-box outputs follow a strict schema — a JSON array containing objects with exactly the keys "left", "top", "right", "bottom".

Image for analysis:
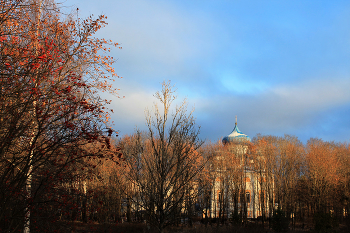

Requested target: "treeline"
[{"left": 67, "top": 129, "right": 350, "bottom": 233}]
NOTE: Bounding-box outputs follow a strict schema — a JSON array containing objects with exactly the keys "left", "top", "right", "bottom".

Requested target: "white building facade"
[{"left": 209, "top": 119, "right": 270, "bottom": 219}]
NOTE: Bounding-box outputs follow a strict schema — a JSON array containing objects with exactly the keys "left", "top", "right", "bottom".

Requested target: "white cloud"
[
  {"left": 92, "top": 0, "right": 220, "bottom": 80},
  {"left": 107, "top": 87, "right": 154, "bottom": 134},
  {"left": 271, "top": 77, "right": 350, "bottom": 112}
]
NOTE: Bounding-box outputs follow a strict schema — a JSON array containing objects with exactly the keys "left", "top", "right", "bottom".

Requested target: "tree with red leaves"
[{"left": 0, "top": 0, "right": 121, "bottom": 232}]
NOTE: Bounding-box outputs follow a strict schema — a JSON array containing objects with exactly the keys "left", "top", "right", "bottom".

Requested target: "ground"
[{"left": 51, "top": 220, "right": 349, "bottom": 233}]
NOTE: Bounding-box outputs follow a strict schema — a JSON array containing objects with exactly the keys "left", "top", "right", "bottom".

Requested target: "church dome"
[{"left": 222, "top": 117, "right": 251, "bottom": 144}]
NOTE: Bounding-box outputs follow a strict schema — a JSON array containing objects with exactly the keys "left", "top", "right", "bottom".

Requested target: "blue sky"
[{"left": 65, "top": 0, "right": 350, "bottom": 144}]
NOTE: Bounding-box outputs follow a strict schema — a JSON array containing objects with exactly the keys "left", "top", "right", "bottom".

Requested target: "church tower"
[
  {"left": 222, "top": 116, "right": 251, "bottom": 162},
  {"left": 210, "top": 116, "right": 268, "bottom": 219}
]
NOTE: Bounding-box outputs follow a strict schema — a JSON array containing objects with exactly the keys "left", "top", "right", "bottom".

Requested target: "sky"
[{"left": 64, "top": 0, "right": 350, "bottom": 144}]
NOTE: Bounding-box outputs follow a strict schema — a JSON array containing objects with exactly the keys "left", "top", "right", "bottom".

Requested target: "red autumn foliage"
[{"left": 0, "top": 0, "right": 121, "bottom": 231}]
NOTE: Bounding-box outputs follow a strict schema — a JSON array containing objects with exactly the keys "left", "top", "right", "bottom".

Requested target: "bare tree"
[{"left": 120, "top": 81, "right": 204, "bottom": 233}]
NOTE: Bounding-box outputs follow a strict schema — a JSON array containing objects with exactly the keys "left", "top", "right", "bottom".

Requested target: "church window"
[
  {"left": 217, "top": 191, "right": 221, "bottom": 203},
  {"left": 240, "top": 191, "right": 251, "bottom": 203},
  {"left": 246, "top": 192, "right": 251, "bottom": 203}
]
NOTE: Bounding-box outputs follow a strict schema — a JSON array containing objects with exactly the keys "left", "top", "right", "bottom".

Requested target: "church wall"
[{"left": 209, "top": 170, "right": 270, "bottom": 219}]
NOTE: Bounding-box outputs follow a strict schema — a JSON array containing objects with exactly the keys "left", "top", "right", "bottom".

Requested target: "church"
[{"left": 209, "top": 117, "right": 270, "bottom": 220}]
